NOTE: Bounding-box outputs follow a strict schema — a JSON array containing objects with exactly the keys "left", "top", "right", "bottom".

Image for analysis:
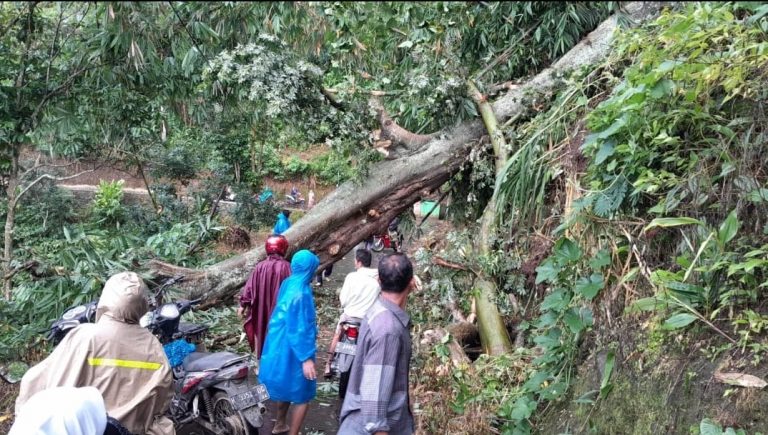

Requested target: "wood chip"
[{"left": 714, "top": 372, "right": 768, "bottom": 388}]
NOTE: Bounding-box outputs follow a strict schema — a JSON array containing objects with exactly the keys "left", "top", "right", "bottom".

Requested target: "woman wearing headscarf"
[
  {"left": 259, "top": 249, "right": 319, "bottom": 435},
  {"left": 10, "top": 386, "right": 107, "bottom": 435}
]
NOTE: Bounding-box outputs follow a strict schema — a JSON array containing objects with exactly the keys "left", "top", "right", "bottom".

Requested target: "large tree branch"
[
  {"left": 15, "top": 170, "right": 96, "bottom": 205},
  {"left": 45, "top": 7, "right": 65, "bottom": 86},
  {"left": 29, "top": 64, "right": 100, "bottom": 130},
  {"left": 148, "top": 1, "right": 668, "bottom": 305},
  {"left": 369, "top": 97, "right": 433, "bottom": 150}
]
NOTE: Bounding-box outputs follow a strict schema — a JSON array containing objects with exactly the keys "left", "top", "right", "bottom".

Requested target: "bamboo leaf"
[
  {"left": 717, "top": 210, "right": 740, "bottom": 246},
  {"left": 626, "top": 297, "right": 667, "bottom": 313},
  {"left": 662, "top": 313, "right": 697, "bottom": 330},
  {"left": 643, "top": 217, "right": 705, "bottom": 232},
  {"left": 599, "top": 350, "right": 615, "bottom": 398}
]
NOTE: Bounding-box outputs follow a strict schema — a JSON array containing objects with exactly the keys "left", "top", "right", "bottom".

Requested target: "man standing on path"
[
  {"left": 238, "top": 235, "right": 291, "bottom": 359},
  {"left": 323, "top": 249, "right": 380, "bottom": 379},
  {"left": 338, "top": 253, "right": 416, "bottom": 435}
]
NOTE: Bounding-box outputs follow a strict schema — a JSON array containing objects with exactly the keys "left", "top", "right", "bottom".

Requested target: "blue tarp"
[{"left": 163, "top": 339, "right": 196, "bottom": 368}]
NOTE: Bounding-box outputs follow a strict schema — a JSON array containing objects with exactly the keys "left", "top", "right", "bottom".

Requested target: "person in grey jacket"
[{"left": 338, "top": 253, "right": 416, "bottom": 435}]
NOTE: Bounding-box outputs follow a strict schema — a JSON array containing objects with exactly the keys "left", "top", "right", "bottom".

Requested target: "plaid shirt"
[{"left": 338, "top": 296, "right": 413, "bottom": 434}]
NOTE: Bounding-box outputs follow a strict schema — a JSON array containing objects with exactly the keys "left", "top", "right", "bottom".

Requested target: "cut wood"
[{"left": 714, "top": 372, "right": 768, "bottom": 388}]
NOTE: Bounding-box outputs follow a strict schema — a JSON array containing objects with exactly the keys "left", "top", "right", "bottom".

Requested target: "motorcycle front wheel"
[
  {"left": 212, "top": 392, "right": 256, "bottom": 435},
  {"left": 371, "top": 236, "right": 385, "bottom": 252}
]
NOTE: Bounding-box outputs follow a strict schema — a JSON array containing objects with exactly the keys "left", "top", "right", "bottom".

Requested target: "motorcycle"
[
  {"left": 370, "top": 228, "right": 403, "bottom": 253},
  {"left": 46, "top": 277, "right": 268, "bottom": 435},
  {"left": 257, "top": 187, "right": 274, "bottom": 204},
  {"left": 284, "top": 193, "right": 305, "bottom": 208},
  {"left": 328, "top": 318, "right": 361, "bottom": 400}
]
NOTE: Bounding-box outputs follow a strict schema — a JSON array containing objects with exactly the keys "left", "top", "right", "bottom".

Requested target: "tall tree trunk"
[
  {"left": 467, "top": 80, "right": 513, "bottom": 355},
  {"left": 136, "top": 160, "right": 159, "bottom": 213},
  {"left": 149, "top": 2, "right": 666, "bottom": 320},
  {"left": 3, "top": 153, "right": 19, "bottom": 299}
]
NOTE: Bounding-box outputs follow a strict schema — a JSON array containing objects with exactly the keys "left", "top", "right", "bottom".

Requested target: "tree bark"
[{"left": 148, "top": 2, "right": 666, "bottom": 309}]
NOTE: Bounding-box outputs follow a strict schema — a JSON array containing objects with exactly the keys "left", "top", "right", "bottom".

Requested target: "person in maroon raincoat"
[{"left": 238, "top": 235, "right": 291, "bottom": 359}]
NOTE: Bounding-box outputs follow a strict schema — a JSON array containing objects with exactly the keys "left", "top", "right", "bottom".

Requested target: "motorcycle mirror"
[
  {"left": 139, "top": 311, "right": 154, "bottom": 328},
  {"left": 0, "top": 361, "right": 29, "bottom": 384}
]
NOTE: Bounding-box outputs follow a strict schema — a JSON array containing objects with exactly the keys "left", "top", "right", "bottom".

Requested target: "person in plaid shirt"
[{"left": 338, "top": 253, "right": 416, "bottom": 435}]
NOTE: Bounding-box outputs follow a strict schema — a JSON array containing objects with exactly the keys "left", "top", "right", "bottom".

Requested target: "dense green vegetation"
[
  {"left": 2, "top": 1, "right": 768, "bottom": 434},
  {"left": 412, "top": 2, "right": 768, "bottom": 433}
]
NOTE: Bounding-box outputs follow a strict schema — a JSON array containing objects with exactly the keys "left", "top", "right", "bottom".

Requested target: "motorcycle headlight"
[{"left": 159, "top": 303, "right": 180, "bottom": 319}]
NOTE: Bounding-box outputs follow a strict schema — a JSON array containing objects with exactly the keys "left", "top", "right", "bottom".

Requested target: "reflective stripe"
[{"left": 87, "top": 357, "right": 162, "bottom": 370}]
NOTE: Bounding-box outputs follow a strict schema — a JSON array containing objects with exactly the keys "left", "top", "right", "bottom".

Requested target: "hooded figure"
[
  {"left": 260, "top": 249, "right": 319, "bottom": 404},
  {"left": 10, "top": 386, "right": 107, "bottom": 435},
  {"left": 239, "top": 235, "right": 291, "bottom": 358},
  {"left": 16, "top": 272, "right": 174, "bottom": 435},
  {"left": 273, "top": 210, "right": 291, "bottom": 235}
]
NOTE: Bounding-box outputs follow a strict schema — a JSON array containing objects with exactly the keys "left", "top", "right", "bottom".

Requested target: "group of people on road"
[
  {"left": 10, "top": 206, "right": 415, "bottom": 435},
  {"left": 239, "top": 231, "right": 416, "bottom": 435}
]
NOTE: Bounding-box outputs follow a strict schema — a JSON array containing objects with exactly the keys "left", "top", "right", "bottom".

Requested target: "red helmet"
[{"left": 265, "top": 235, "right": 288, "bottom": 256}]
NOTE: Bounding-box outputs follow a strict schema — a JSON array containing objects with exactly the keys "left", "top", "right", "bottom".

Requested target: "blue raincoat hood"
[
  {"left": 287, "top": 249, "right": 320, "bottom": 285},
  {"left": 258, "top": 249, "right": 319, "bottom": 404},
  {"left": 273, "top": 212, "right": 291, "bottom": 235}
]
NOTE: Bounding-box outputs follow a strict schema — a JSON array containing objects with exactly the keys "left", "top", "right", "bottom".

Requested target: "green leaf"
[
  {"left": 649, "top": 78, "right": 674, "bottom": 98},
  {"left": 594, "top": 140, "right": 615, "bottom": 165},
  {"left": 717, "top": 210, "right": 740, "bottom": 246},
  {"left": 575, "top": 274, "right": 604, "bottom": 300},
  {"left": 599, "top": 350, "right": 615, "bottom": 399},
  {"left": 626, "top": 297, "right": 667, "bottom": 313},
  {"left": 541, "top": 289, "right": 570, "bottom": 311},
  {"left": 563, "top": 309, "right": 585, "bottom": 333},
  {"left": 535, "top": 258, "right": 560, "bottom": 284},
  {"left": 509, "top": 396, "right": 537, "bottom": 421},
  {"left": 643, "top": 217, "right": 704, "bottom": 232},
  {"left": 700, "top": 418, "right": 724, "bottom": 435},
  {"left": 398, "top": 40, "right": 414, "bottom": 49},
  {"left": 662, "top": 313, "right": 697, "bottom": 330},
  {"left": 656, "top": 60, "right": 679, "bottom": 74},
  {"left": 588, "top": 249, "right": 611, "bottom": 270},
  {"left": 523, "top": 371, "right": 552, "bottom": 392},
  {"left": 573, "top": 390, "right": 598, "bottom": 405},
  {"left": 554, "top": 238, "right": 581, "bottom": 263},
  {"left": 596, "top": 116, "right": 626, "bottom": 139}
]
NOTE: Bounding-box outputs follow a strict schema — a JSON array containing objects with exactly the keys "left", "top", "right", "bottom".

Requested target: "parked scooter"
[
  {"left": 46, "top": 276, "right": 268, "bottom": 435},
  {"left": 328, "top": 318, "right": 361, "bottom": 400},
  {"left": 370, "top": 229, "right": 403, "bottom": 253}
]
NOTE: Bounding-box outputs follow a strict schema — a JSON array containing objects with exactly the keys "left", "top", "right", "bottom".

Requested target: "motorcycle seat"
[{"left": 182, "top": 351, "right": 244, "bottom": 372}]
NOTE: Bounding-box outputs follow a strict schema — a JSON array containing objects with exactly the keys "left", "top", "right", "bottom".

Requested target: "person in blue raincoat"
[
  {"left": 259, "top": 249, "right": 319, "bottom": 435},
  {"left": 273, "top": 209, "right": 291, "bottom": 235}
]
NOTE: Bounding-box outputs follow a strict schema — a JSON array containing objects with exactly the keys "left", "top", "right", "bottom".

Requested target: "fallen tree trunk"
[{"left": 148, "top": 2, "right": 666, "bottom": 308}]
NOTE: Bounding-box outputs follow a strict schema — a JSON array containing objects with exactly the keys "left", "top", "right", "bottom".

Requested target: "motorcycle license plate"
[
  {"left": 336, "top": 342, "right": 357, "bottom": 356},
  {"left": 230, "top": 384, "right": 269, "bottom": 411}
]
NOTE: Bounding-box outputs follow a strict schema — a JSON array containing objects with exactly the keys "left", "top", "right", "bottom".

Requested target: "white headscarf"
[{"left": 10, "top": 386, "right": 107, "bottom": 435}]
